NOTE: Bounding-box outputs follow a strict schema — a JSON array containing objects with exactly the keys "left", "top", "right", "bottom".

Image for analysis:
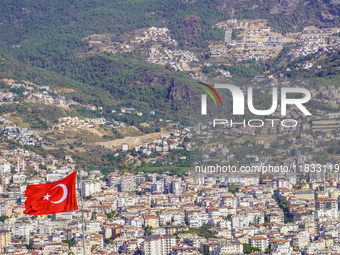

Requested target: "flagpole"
[{"left": 80, "top": 169, "right": 86, "bottom": 255}]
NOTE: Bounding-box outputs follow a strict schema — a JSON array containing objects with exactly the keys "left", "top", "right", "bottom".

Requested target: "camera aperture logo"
[{"left": 199, "top": 83, "right": 312, "bottom": 128}]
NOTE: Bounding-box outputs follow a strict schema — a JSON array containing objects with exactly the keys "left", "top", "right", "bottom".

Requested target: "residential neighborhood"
[{"left": 2, "top": 161, "right": 340, "bottom": 254}]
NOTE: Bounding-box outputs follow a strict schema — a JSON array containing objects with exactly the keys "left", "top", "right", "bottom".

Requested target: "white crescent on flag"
[{"left": 51, "top": 184, "right": 68, "bottom": 204}]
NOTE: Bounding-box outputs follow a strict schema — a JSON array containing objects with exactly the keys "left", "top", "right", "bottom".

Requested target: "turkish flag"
[{"left": 24, "top": 171, "right": 78, "bottom": 215}]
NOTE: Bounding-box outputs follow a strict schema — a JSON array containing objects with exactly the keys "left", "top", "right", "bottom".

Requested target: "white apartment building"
[
  {"left": 12, "top": 224, "right": 33, "bottom": 241},
  {"left": 220, "top": 241, "right": 243, "bottom": 254},
  {"left": 81, "top": 181, "right": 101, "bottom": 197},
  {"left": 292, "top": 231, "right": 310, "bottom": 250},
  {"left": 151, "top": 181, "right": 164, "bottom": 193},
  {"left": 171, "top": 180, "right": 182, "bottom": 195},
  {"left": 187, "top": 212, "right": 209, "bottom": 228},
  {"left": 270, "top": 239, "right": 293, "bottom": 255},
  {"left": 0, "top": 161, "right": 10, "bottom": 174},
  {"left": 315, "top": 198, "right": 338, "bottom": 220},
  {"left": 144, "top": 234, "right": 176, "bottom": 255},
  {"left": 248, "top": 236, "right": 269, "bottom": 252}
]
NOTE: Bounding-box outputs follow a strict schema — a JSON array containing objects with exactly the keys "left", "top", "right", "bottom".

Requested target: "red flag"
[{"left": 24, "top": 171, "right": 78, "bottom": 215}]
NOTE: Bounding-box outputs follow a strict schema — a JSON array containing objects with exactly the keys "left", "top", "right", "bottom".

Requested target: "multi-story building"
[
  {"left": 12, "top": 223, "right": 32, "bottom": 241},
  {"left": 0, "top": 203, "right": 11, "bottom": 217},
  {"left": 200, "top": 242, "right": 221, "bottom": 255},
  {"left": 0, "top": 161, "right": 10, "bottom": 175},
  {"left": 221, "top": 196, "right": 238, "bottom": 208},
  {"left": 171, "top": 180, "right": 182, "bottom": 195},
  {"left": 108, "top": 173, "right": 120, "bottom": 187},
  {"left": 292, "top": 231, "right": 310, "bottom": 250},
  {"left": 144, "top": 216, "right": 160, "bottom": 228},
  {"left": 248, "top": 236, "right": 268, "bottom": 252},
  {"left": 220, "top": 241, "right": 243, "bottom": 254},
  {"left": 119, "top": 175, "right": 136, "bottom": 192},
  {"left": 187, "top": 212, "right": 209, "bottom": 228},
  {"left": 270, "top": 239, "right": 292, "bottom": 255},
  {"left": 315, "top": 198, "right": 338, "bottom": 220},
  {"left": 144, "top": 234, "right": 176, "bottom": 255},
  {"left": 81, "top": 181, "right": 101, "bottom": 197},
  {"left": 151, "top": 181, "right": 164, "bottom": 193},
  {"left": 0, "top": 230, "right": 10, "bottom": 253},
  {"left": 267, "top": 213, "right": 284, "bottom": 224}
]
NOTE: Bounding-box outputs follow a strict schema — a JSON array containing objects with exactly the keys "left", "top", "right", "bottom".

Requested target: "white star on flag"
[{"left": 43, "top": 193, "right": 51, "bottom": 201}]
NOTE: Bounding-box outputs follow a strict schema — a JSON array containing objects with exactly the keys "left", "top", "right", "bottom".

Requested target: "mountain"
[
  {"left": 214, "top": 0, "right": 340, "bottom": 32},
  {"left": 0, "top": 0, "right": 339, "bottom": 121}
]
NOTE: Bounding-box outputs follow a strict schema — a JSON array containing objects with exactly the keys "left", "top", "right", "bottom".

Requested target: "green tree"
[
  {"left": 91, "top": 245, "right": 97, "bottom": 252},
  {"left": 112, "top": 128, "right": 124, "bottom": 139},
  {"left": 62, "top": 240, "right": 75, "bottom": 249},
  {"left": 27, "top": 239, "right": 34, "bottom": 249},
  {"left": 243, "top": 244, "right": 261, "bottom": 254},
  {"left": 104, "top": 238, "right": 113, "bottom": 245},
  {"left": 228, "top": 184, "right": 239, "bottom": 194},
  {"left": 0, "top": 215, "right": 9, "bottom": 222},
  {"left": 224, "top": 214, "right": 232, "bottom": 221},
  {"left": 105, "top": 211, "right": 116, "bottom": 218},
  {"left": 265, "top": 243, "right": 272, "bottom": 253},
  {"left": 144, "top": 225, "right": 152, "bottom": 236}
]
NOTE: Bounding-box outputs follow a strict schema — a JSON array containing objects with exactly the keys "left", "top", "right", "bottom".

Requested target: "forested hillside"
[{"left": 0, "top": 0, "right": 340, "bottom": 120}]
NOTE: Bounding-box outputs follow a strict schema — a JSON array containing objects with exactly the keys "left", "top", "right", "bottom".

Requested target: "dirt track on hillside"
[{"left": 95, "top": 131, "right": 170, "bottom": 149}]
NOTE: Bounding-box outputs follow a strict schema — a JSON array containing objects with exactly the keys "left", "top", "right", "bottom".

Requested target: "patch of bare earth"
[{"left": 96, "top": 131, "right": 170, "bottom": 149}]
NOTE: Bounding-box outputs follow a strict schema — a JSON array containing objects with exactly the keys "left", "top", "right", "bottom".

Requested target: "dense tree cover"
[
  {"left": 111, "top": 129, "right": 124, "bottom": 139},
  {"left": 243, "top": 244, "right": 261, "bottom": 254},
  {"left": 327, "top": 140, "right": 340, "bottom": 155},
  {"left": 101, "top": 151, "right": 130, "bottom": 168},
  {"left": 270, "top": 48, "right": 340, "bottom": 80},
  {"left": 0, "top": 51, "right": 198, "bottom": 121},
  {"left": 0, "top": 0, "right": 338, "bottom": 65},
  {"left": 174, "top": 224, "right": 216, "bottom": 239},
  {"left": 1, "top": 0, "right": 336, "bottom": 67},
  {"left": 1, "top": 0, "right": 338, "bottom": 50},
  {"left": 268, "top": 14, "right": 298, "bottom": 34},
  {"left": 160, "top": 149, "right": 191, "bottom": 167},
  {"left": 0, "top": 0, "right": 218, "bottom": 121},
  {"left": 0, "top": 103, "right": 63, "bottom": 129},
  {"left": 1, "top": 0, "right": 228, "bottom": 63},
  {"left": 0, "top": 0, "right": 160, "bottom": 45},
  {"left": 62, "top": 240, "right": 75, "bottom": 249},
  {"left": 219, "top": 63, "right": 264, "bottom": 78},
  {"left": 37, "top": 53, "right": 196, "bottom": 119}
]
